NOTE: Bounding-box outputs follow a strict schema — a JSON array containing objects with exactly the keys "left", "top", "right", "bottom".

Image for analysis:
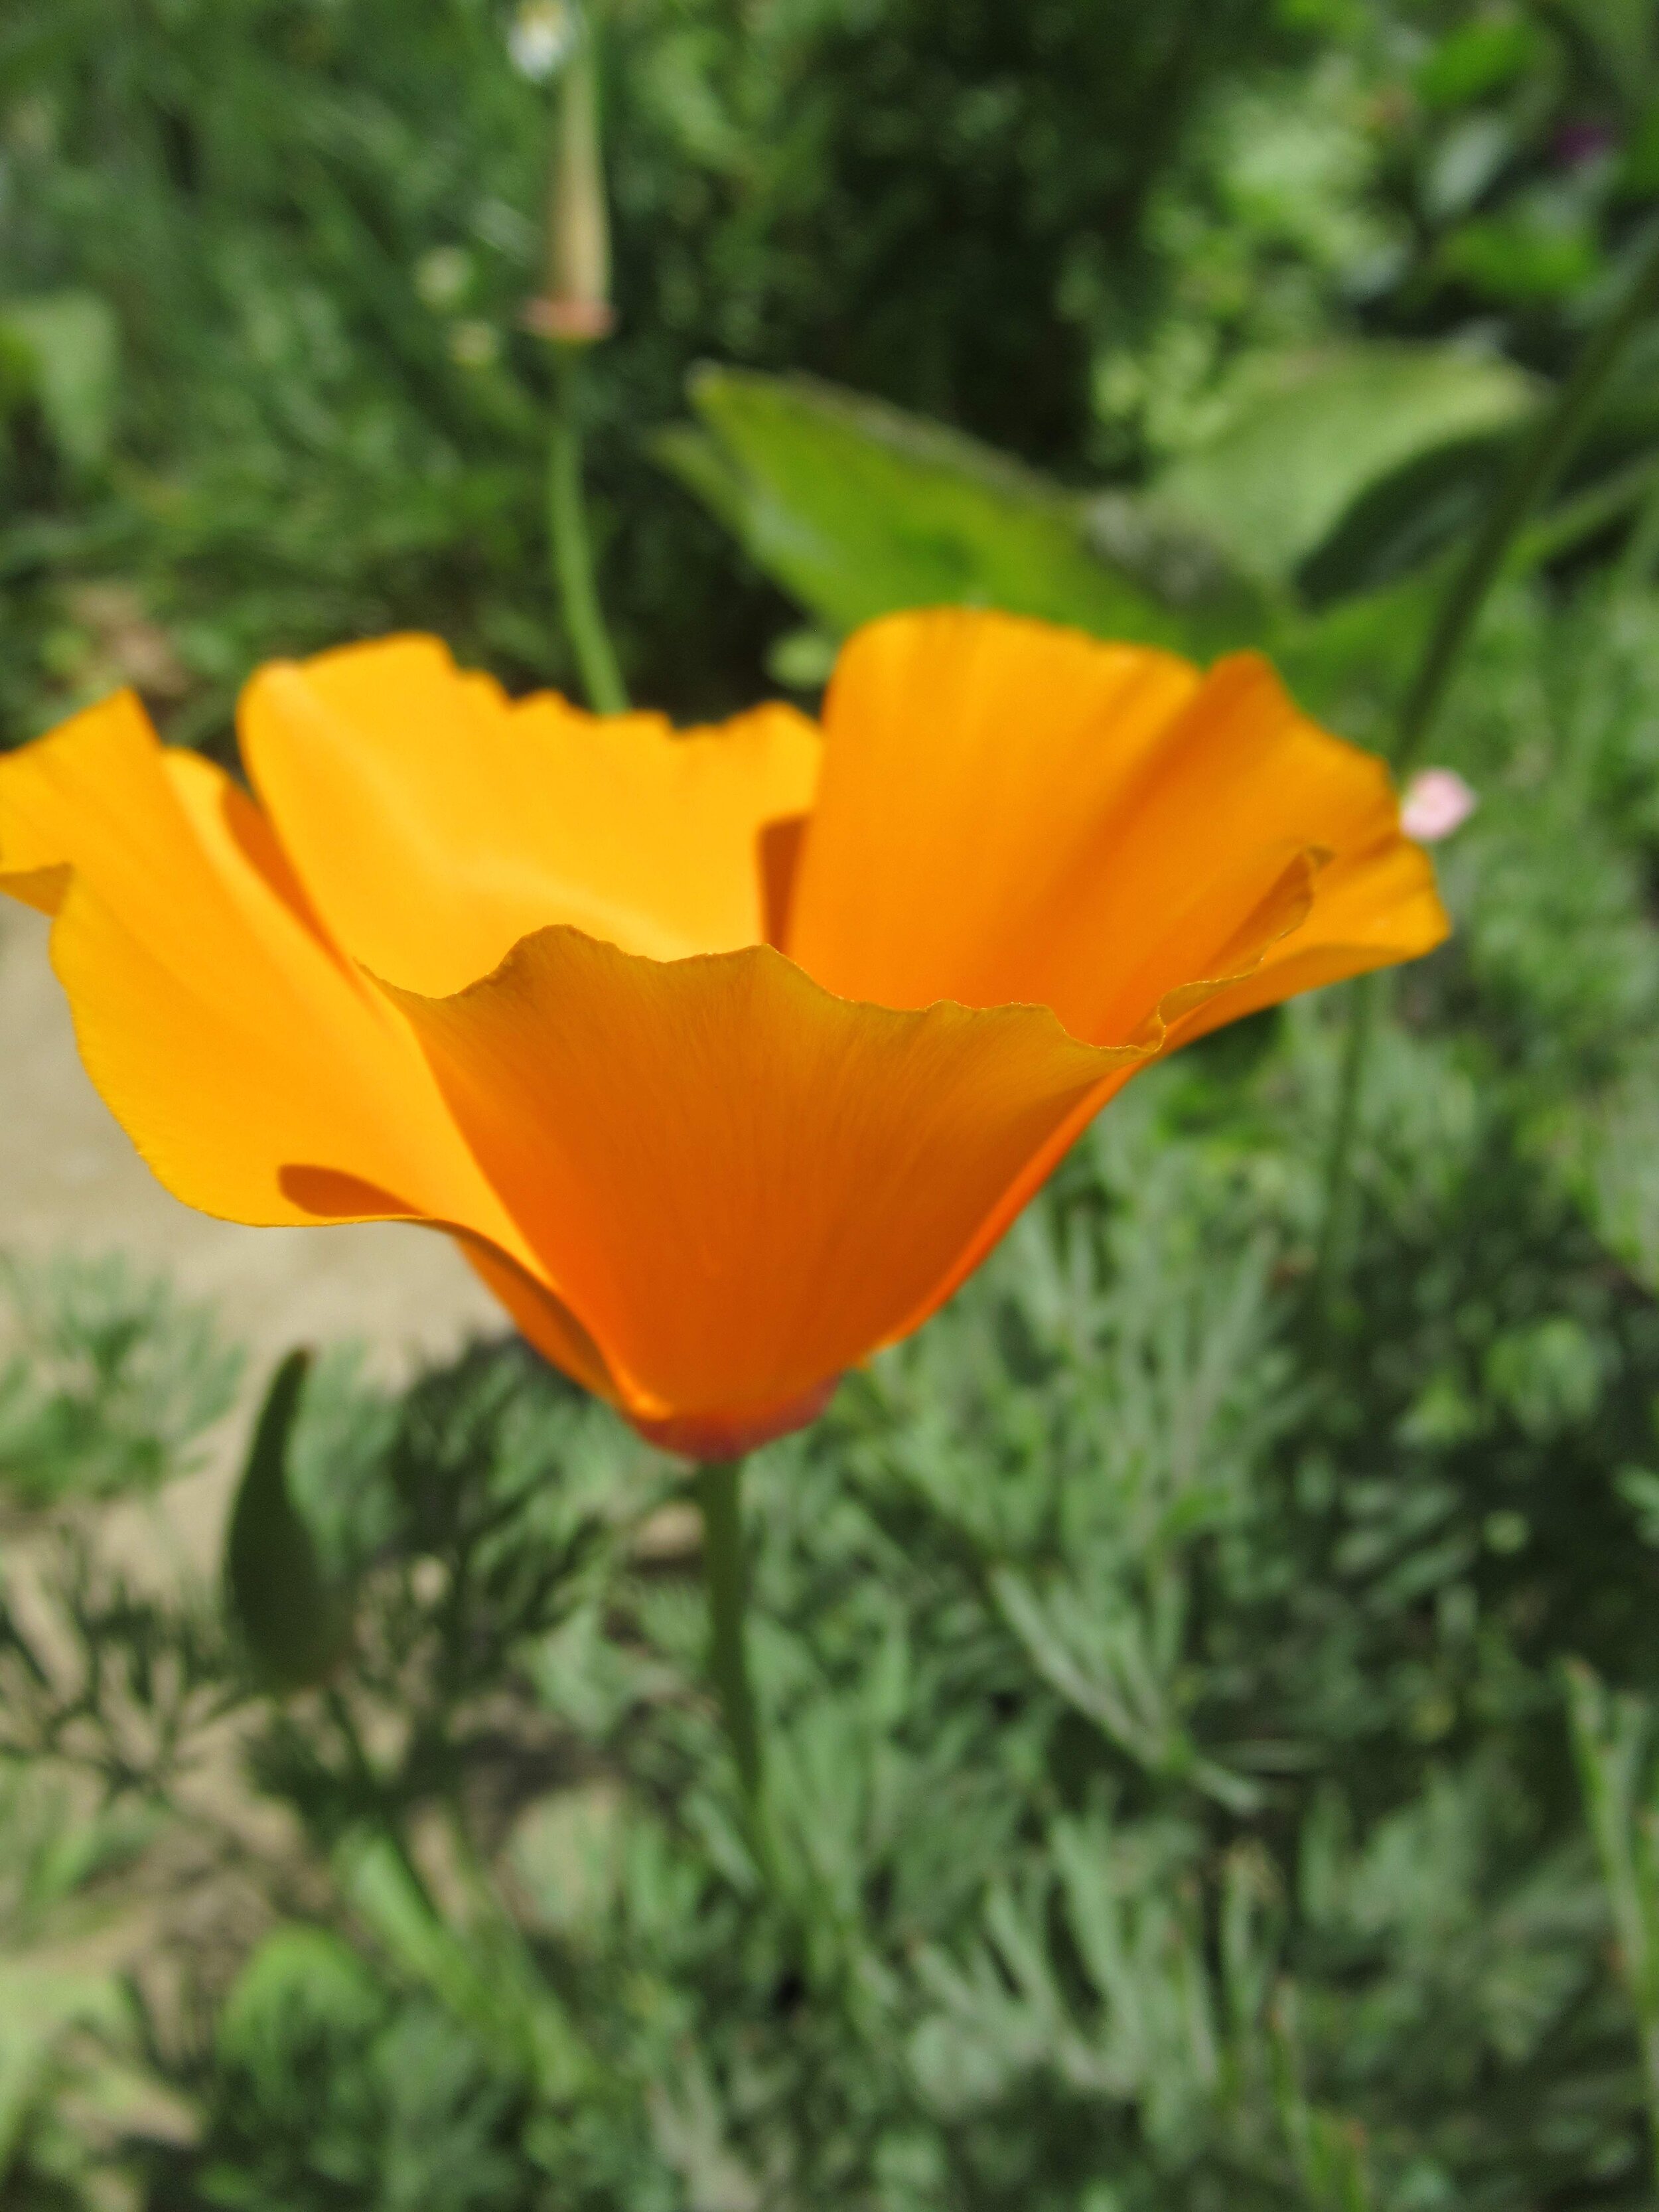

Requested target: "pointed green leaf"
[
  {"left": 226, "top": 1349, "right": 351, "bottom": 1693},
  {"left": 0, "top": 291, "right": 119, "bottom": 472},
  {"left": 660, "top": 366, "right": 1266, "bottom": 654}
]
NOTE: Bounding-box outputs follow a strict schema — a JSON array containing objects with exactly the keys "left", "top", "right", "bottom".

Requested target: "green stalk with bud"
[{"left": 516, "top": 1, "right": 629, "bottom": 715}]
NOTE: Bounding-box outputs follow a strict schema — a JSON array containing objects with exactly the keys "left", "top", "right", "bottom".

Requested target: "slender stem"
[
  {"left": 325, "top": 1683, "right": 438, "bottom": 1915},
  {"left": 1616, "top": 476, "right": 1659, "bottom": 593},
  {"left": 1394, "top": 217, "right": 1659, "bottom": 778},
  {"left": 692, "top": 1458, "right": 764, "bottom": 1814},
  {"left": 547, "top": 346, "right": 628, "bottom": 715},
  {"left": 1514, "top": 449, "right": 1659, "bottom": 576},
  {"left": 1313, "top": 220, "right": 1659, "bottom": 1309}
]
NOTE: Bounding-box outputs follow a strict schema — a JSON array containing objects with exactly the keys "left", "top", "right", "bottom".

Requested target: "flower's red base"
[{"left": 629, "top": 1376, "right": 841, "bottom": 1461}]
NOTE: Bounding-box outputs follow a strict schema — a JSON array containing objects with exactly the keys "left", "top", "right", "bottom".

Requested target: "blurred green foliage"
[
  {"left": 660, "top": 342, "right": 1551, "bottom": 694},
  {"left": 0, "top": 1253, "right": 240, "bottom": 1509},
  {"left": 3, "top": 0, "right": 1657, "bottom": 741},
  {"left": 6, "top": 1, "right": 1659, "bottom": 2207},
  {"left": 0, "top": 581, "right": 1658, "bottom": 2204},
  {"left": 0, "top": 0, "right": 1287, "bottom": 739}
]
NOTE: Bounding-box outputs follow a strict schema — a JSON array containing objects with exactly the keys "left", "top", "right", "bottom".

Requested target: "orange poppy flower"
[{"left": 0, "top": 611, "right": 1447, "bottom": 1459}]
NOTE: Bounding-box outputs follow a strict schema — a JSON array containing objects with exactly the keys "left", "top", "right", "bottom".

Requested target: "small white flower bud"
[{"left": 508, "top": 0, "right": 577, "bottom": 85}]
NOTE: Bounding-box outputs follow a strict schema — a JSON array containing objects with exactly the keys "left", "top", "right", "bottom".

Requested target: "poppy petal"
[
  {"left": 0, "top": 695, "right": 534, "bottom": 1268},
  {"left": 240, "top": 635, "right": 821, "bottom": 993},
  {"left": 1041, "top": 654, "right": 1447, "bottom": 1041},
  {"left": 384, "top": 927, "right": 1147, "bottom": 1432},
  {"left": 788, "top": 611, "right": 1447, "bottom": 1041},
  {"left": 788, "top": 609, "right": 1201, "bottom": 1017},
  {"left": 1169, "top": 836, "right": 1452, "bottom": 1045}
]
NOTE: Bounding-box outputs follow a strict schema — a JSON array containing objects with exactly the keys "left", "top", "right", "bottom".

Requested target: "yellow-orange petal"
[
  {"left": 1167, "top": 834, "right": 1451, "bottom": 1047},
  {"left": 240, "top": 635, "right": 822, "bottom": 993},
  {"left": 787, "top": 611, "right": 1447, "bottom": 1042},
  {"left": 788, "top": 609, "right": 1201, "bottom": 1018},
  {"left": 384, "top": 927, "right": 1147, "bottom": 1435},
  {"left": 0, "top": 694, "right": 538, "bottom": 1268},
  {"left": 1039, "top": 653, "right": 1447, "bottom": 1042}
]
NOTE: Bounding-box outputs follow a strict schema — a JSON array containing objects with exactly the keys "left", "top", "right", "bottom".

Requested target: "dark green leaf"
[{"left": 226, "top": 1351, "right": 351, "bottom": 1694}]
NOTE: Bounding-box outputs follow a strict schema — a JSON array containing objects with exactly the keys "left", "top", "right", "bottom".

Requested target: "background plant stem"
[
  {"left": 1394, "top": 218, "right": 1659, "bottom": 780},
  {"left": 1314, "top": 218, "right": 1659, "bottom": 1302},
  {"left": 692, "top": 1457, "right": 764, "bottom": 1816},
  {"left": 547, "top": 346, "right": 628, "bottom": 715}
]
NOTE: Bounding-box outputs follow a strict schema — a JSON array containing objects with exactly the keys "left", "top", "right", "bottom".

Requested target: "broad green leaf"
[
  {"left": 225, "top": 1350, "right": 351, "bottom": 1693},
  {"left": 1156, "top": 343, "right": 1538, "bottom": 587},
  {"left": 0, "top": 291, "right": 119, "bottom": 471},
  {"left": 1437, "top": 212, "right": 1603, "bottom": 308},
  {"left": 659, "top": 366, "right": 1266, "bottom": 654}
]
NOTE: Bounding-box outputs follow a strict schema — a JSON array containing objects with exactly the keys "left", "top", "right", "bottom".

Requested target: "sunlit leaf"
[
  {"left": 659, "top": 366, "right": 1267, "bottom": 654},
  {"left": 1156, "top": 342, "right": 1538, "bottom": 586},
  {"left": 0, "top": 292, "right": 119, "bottom": 472}
]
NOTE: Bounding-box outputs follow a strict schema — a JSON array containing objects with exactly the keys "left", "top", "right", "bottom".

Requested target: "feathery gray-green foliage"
[
  {"left": 7, "top": 3, "right": 1659, "bottom": 2205},
  {"left": 8, "top": 578, "right": 1659, "bottom": 2205}
]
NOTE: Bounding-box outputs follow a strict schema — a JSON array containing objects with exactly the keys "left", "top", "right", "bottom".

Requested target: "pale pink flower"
[{"left": 1401, "top": 767, "right": 1479, "bottom": 844}]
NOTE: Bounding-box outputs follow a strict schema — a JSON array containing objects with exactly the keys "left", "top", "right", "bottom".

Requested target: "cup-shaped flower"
[{"left": 0, "top": 611, "right": 1447, "bottom": 1456}]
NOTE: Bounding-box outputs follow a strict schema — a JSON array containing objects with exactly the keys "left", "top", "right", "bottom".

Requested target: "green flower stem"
[
  {"left": 1394, "top": 217, "right": 1659, "bottom": 780},
  {"left": 692, "top": 1457, "right": 764, "bottom": 1817},
  {"left": 547, "top": 345, "right": 628, "bottom": 715},
  {"left": 1616, "top": 474, "right": 1659, "bottom": 593},
  {"left": 1514, "top": 449, "right": 1659, "bottom": 577},
  {"left": 1314, "top": 218, "right": 1659, "bottom": 1310},
  {"left": 324, "top": 1684, "right": 438, "bottom": 1915}
]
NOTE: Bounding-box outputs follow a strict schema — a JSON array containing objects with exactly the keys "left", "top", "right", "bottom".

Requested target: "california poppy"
[{"left": 0, "top": 610, "right": 1446, "bottom": 1459}]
